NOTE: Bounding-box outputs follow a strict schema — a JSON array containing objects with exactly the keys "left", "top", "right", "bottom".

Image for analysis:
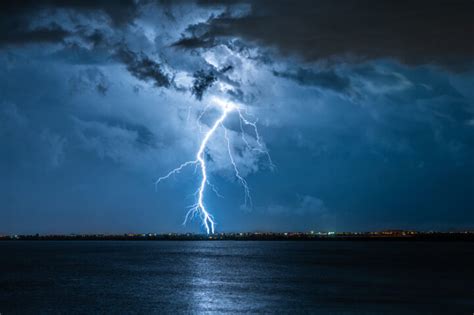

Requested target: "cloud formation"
[
  {"left": 0, "top": 0, "right": 138, "bottom": 47},
  {"left": 0, "top": 1, "right": 473, "bottom": 233},
  {"left": 118, "top": 48, "right": 172, "bottom": 88},
  {"left": 199, "top": 0, "right": 474, "bottom": 69},
  {"left": 191, "top": 69, "right": 217, "bottom": 100}
]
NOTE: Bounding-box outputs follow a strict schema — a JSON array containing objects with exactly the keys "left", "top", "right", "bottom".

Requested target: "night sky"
[{"left": 1, "top": 1, "right": 473, "bottom": 234}]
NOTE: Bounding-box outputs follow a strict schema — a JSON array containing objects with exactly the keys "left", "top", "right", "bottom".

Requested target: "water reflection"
[{"left": 1, "top": 241, "right": 473, "bottom": 314}]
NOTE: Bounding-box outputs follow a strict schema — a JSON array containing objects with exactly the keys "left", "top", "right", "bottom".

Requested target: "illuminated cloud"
[{"left": 0, "top": 1, "right": 473, "bottom": 233}]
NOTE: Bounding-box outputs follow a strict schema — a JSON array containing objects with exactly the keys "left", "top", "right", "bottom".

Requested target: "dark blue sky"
[{"left": 0, "top": 1, "right": 473, "bottom": 234}]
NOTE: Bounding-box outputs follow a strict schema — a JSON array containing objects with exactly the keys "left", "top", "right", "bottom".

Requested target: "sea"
[{"left": 0, "top": 241, "right": 473, "bottom": 314}]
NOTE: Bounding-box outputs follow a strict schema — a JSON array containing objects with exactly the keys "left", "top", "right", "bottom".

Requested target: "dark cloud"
[
  {"left": 189, "top": 65, "right": 236, "bottom": 101},
  {"left": 80, "top": 28, "right": 109, "bottom": 48},
  {"left": 200, "top": 0, "right": 474, "bottom": 69},
  {"left": 192, "top": 69, "right": 217, "bottom": 100},
  {"left": 171, "top": 19, "right": 218, "bottom": 51},
  {"left": 0, "top": 1, "right": 473, "bottom": 233},
  {"left": 1, "top": 0, "right": 138, "bottom": 25},
  {"left": 172, "top": 36, "right": 215, "bottom": 49},
  {"left": 273, "top": 68, "right": 351, "bottom": 94},
  {"left": 50, "top": 0, "right": 139, "bottom": 26},
  {"left": 0, "top": 22, "right": 71, "bottom": 47},
  {"left": 118, "top": 48, "right": 172, "bottom": 88},
  {"left": 220, "top": 65, "right": 233, "bottom": 73},
  {"left": 0, "top": 0, "right": 138, "bottom": 47}
]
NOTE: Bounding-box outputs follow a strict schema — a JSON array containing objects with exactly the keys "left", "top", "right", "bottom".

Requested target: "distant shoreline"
[{"left": 1, "top": 232, "right": 474, "bottom": 242}]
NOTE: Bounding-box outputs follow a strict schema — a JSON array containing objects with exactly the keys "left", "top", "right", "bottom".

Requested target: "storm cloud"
[
  {"left": 199, "top": 0, "right": 474, "bottom": 69},
  {"left": 0, "top": 0, "right": 138, "bottom": 47},
  {"left": 118, "top": 48, "right": 172, "bottom": 88},
  {"left": 0, "top": 0, "right": 473, "bottom": 234}
]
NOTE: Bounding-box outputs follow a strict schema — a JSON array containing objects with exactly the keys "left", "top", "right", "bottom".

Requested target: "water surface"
[{"left": 1, "top": 241, "right": 473, "bottom": 314}]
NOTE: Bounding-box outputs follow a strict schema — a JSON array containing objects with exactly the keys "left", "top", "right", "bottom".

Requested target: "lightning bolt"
[{"left": 155, "top": 97, "right": 271, "bottom": 234}]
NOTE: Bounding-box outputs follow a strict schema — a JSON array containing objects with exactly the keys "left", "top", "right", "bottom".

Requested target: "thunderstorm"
[{"left": 155, "top": 97, "right": 272, "bottom": 234}]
